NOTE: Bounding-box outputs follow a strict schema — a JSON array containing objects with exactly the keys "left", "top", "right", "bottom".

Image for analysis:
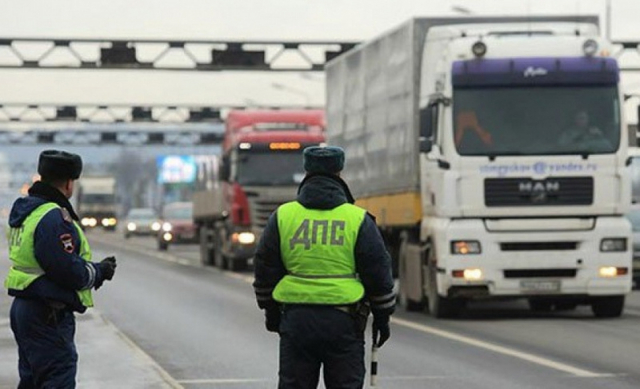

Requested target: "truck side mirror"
[
  {"left": 219, "top": 163, "right": 230, "bottom": 182},
  {"left": 419, "top": 137, "right": 433, "bottom": 152},
  {"left": 419, "top": 103, "right": 437, "bottom": 153}
]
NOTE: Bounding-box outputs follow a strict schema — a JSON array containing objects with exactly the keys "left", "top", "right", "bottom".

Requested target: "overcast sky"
[{"left": 0, "top": 0, "right": 639, "bottom": 120}]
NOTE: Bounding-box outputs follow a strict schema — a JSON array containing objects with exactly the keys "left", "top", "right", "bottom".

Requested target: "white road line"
[
  {"left": 178, "top": 378, "right": 270, "bottom": 384},
  {"left": 623, "top": 307, "right": 640, "bottom": 316},
  {"left": 391, "top": 316, "right": 606, "bottom": 377}
]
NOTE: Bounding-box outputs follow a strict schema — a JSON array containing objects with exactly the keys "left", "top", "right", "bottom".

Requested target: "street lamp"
[{"left": 271, "top": 82, "right": 311, "bottom": 106}]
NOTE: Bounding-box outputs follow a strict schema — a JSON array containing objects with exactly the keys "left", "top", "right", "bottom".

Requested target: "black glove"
[
  {"left": 264, "top": 308, "right": 281, "bottom": 333},
  {"left": 372, "top": 314, "right": 390, "bottom": 348},
  {"left": 99, "top": 256, "right": 117, "bottom": 281}
]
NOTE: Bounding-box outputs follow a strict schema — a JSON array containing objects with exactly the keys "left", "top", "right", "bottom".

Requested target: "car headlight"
[
  {"left": 451, "top": 240, "right": 481, "bottom": 255},
  {"left": 162, "top": 222, "right": 172, "bottom": 232},
  {"left": 600, "top": 238, "right": 627, "bottom": 252},
  {"left": 82, "top": 217, "right": 97, "bottom": 227},
  {"left": 127, "top": 222, "right": 137, "bottom": 231},
  {"left": 151, "top": 222, "right": 161, "bottom": 231}
]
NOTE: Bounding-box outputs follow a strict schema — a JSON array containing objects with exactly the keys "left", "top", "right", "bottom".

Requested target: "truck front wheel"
[
  {"left": 213, "top": 229, "right": 226, "bottom": 269},
  {"left": 398, "top": 234, "right": 424, "bottom": 312},
  {"left": 426, "top": 252, "right": 464, "bottom": 318},
  {"left": 199, "top": 227, "right": 214, "bottom": 266},
  {"left": 591, "top": 295, "right": 625, "bottom": 318},
  {"left": 158, "top": 240, "right": 168, "bottom": 251}
]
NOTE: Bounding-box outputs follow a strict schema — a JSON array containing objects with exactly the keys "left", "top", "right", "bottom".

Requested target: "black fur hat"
[
  {"left": 303, "top": 146, "right": 345, "bottom": 174},
  {"left": 37, "top": 150, "right": 83, "bottom": 180}
]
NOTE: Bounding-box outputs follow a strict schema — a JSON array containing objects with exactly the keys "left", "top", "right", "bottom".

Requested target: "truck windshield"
[
  {"left": 236, "top": 151, "right": 305, "bottom": 186},
  {"left": 452, "top": 86, "right": 620, "bottom": 156}
]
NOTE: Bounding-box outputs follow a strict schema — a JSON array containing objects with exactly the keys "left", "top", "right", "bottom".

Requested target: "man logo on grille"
[{"left": 518, "top": 180, "right": 560, "bottom": 203}]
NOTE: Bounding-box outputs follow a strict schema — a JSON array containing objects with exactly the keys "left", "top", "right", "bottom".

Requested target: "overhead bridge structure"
[{"left": 0, "top": 36, "right": 639, "bottom": 146}]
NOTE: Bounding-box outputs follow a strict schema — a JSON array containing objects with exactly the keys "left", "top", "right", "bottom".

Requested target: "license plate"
[{"left": 520, "top": 280, "right": 561, "bottom": 293}]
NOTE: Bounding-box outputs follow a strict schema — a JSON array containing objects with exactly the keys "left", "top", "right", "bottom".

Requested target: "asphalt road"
[{"left": 85, "top": 230, "right": 640, "bottom": 389}]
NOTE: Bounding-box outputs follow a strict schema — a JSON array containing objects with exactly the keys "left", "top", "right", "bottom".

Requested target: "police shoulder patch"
[
  {"left": 59, "top": 208, "right": 72, "bottom": 223},
  {"left": 59, "top": 233, "right": 75, "bottom": 253}
]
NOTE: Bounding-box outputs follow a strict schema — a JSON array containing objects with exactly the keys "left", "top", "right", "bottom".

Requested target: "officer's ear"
[{"left": 64, "top": 179, "right": 75, "bottom": 199}]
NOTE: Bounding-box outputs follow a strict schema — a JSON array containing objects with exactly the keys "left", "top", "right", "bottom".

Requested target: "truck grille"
[
  {"left": 246, "top": 196, "right": 287, "bottom": 229},
  {"left": 250, "top": 200, "right": 282, "bottom": 228},
  {"left": 504, "top": 269, "right": 577, "bottom": 278},
  {"left": 501, "top": 242, "right": 578, "bottom": 251},
  {"left": 485, "top": 177, "right": 593, "bottom": 207}
]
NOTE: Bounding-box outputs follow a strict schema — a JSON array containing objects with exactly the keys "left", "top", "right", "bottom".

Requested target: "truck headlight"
[
  {"left": 599, "top": 266, "right": 628, "bottom": 277},
  {"left": 452, "top": 268, "right": 483, "bottom": 281},
  {"left": 232, "top": 232, "right": 255, "bottom": 244},
  {"left": 600, "top": 238, "right": 627, "bottom": 252},
  {"left": 451, "top": 240, "right": 481, "bottom": 255}
]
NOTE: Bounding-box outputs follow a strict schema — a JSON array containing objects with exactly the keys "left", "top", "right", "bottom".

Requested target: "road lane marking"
[
  {"left": 622, "top": 307, "right": 640, "bottom": 316},
  {"left": 391, "top": 316, "right": 607, "bottom": 377},
  {"left": 178, "top": 378, "right": 271, "bottom": 384}
]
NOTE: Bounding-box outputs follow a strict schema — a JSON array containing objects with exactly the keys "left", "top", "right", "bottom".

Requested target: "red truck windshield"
[{"left": 236, "top": 151, "right": 305, "bottom": 186}]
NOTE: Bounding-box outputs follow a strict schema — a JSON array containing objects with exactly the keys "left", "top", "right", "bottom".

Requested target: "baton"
[{"left": 370, "top": 341, "right": 379, "bottom": 387}]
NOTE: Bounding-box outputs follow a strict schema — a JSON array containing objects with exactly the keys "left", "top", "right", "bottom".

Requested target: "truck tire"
[
  {"left": 591, "top": 295, "right": 625, "bottom": 318},
  {"left": 213, "top": 229, "right": 226, "bottom": 269},
  {"left": 228, "top": 258, "right": 248, "bottom": 272},
  {"left": 199, "top": 227, "right": 214, "bottom": 266},
  {"left": 158, "top": 240, "right": 168, "bottom": 251},
  {"left": 426, "top": 249, "right": 463, "bottom": 318},
  {"left": 398, "top": 234, "right": 424, "bottom": 312}
]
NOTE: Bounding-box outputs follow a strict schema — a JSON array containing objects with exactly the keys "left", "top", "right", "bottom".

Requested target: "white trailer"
[{"left": 326, "top": 16, "right": 632, "bottom": 318}]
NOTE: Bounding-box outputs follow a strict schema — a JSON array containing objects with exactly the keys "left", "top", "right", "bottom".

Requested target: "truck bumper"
[{"left": 429, "top": 216, "right": 632, "bottom": 298}]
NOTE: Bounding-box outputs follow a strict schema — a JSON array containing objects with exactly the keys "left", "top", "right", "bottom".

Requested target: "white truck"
[
  {"left": 326, "top": 16, "right": 632, "bottom": 318},
  {"left": 76, "top": 176, "right": 118, "bottom": 231}
]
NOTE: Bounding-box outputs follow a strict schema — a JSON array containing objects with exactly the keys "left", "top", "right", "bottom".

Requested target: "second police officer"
[
  {"left": 253, "top": 146, "right": 395, "bottom": 389},
  {"left": 5, "top": 150, "right": 117, "bottom": 388}
]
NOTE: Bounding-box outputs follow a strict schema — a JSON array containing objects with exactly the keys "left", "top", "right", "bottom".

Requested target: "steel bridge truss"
[{"left": 0, "top": 37, "right": 357, "bottom": 71}]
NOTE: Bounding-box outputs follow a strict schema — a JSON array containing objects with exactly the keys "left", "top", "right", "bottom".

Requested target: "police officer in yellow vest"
[
  {"left": 5, "top": 150, "right": 117, "bottom": 388},
  {"left": 253, "top": 146, "right": 395, "bottom": 389}
]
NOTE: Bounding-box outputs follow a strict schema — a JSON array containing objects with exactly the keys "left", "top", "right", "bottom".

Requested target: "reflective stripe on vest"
[
  {"left": 272, "top": 201, "right": 366, "bottom": 305},
  {"left": 4, "top": 202, "right": 94, "bottom": 308}
]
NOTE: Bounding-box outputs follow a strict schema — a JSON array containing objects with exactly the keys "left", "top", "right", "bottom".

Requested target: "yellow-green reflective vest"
[
  {"left": 5, "top": 202, "right": 94, "bottom": 308},
  {"left": 273, "top": 201, "right": 366, "bottom": 305}
]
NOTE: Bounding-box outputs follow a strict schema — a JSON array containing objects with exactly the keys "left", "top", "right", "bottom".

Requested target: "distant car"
[
  {"left": 124, "top": 208, "right": 160, "bottom": 238},
  {"left": 157, "top": 202, "right": 197, "bottom": 250},
  {"left": 626, "top": 206, "right": 640, "bottom": 287}
]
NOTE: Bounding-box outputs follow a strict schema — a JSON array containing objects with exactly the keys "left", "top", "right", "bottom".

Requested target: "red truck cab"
[{"left": 195, "top": 109, "right": 325, "bottom": 270}]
